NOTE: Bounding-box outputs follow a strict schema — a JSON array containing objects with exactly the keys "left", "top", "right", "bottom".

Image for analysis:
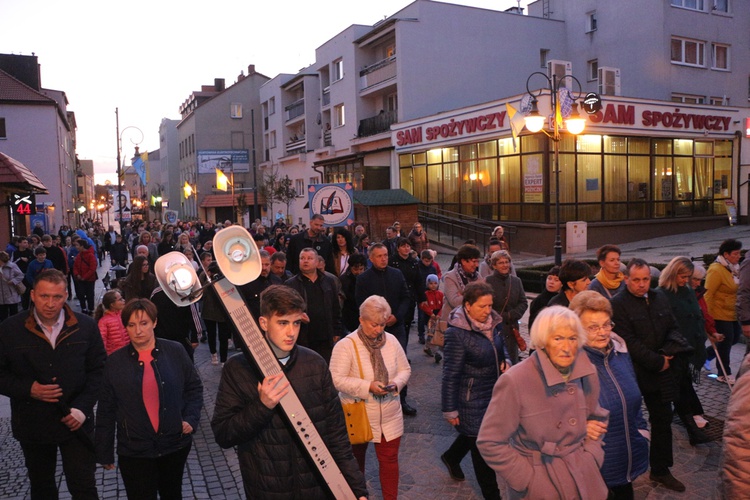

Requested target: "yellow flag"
[
  {"left": 141, "top": 151, "right": 150, "bottom": 182},
  {"left": 216, "top": 168, "right": 228, "bottom": 191},
  {"left": 555, "top": 93, "right": 563, "bottom": 129}
]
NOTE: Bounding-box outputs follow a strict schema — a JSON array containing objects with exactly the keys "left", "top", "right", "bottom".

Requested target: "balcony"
[
  {"left": 360, "top": 55, "right": 396, "bottom": 90},
  {"left": 358, "top": 110, "right": 397, "bottom": 137},
  {"left": 285, "top": 99, "right": 304, "bottom": 122},
  {"left": 285, "top": 136, "right": 306, "bottom": 155},
  {"left": 323, "top": 130, "right": 332, "bottom": 147},
  {"left": 322, "top": 87, "right": 330, "bottom": 106}
]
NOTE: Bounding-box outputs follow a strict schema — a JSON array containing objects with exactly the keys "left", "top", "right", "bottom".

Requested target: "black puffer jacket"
[
  {"left": 442, "top": 306, "right": 506, "bottom": 437},
  {"left": 211, "top": 346, "right": 368, "bottom": 500}
]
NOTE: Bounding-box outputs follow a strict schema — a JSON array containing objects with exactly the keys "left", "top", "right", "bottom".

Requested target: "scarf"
[
  {"left": 716, "top": 255, "right": 740, "bottom": 285},
  {"left": 464, "top": 307, "right": 496, "bottom": 342},
  {"left": 356, "top": 328, "right": 389, "bottom": 385},
  {"left": 595, "top": 268, "right": 624, "bottom": 291},
  {"left": 456, "top": 262, "right": 479, "bottom": 287}
]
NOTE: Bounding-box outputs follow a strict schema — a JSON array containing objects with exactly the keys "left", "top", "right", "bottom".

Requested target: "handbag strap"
[
  {"left": 350, "top": 337, "right": 364, "bottom": 379},
  {"left": 499, "top": 278, "right": 512, "bottom": 315}
]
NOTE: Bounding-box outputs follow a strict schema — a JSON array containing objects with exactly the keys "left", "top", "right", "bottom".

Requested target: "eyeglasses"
[{"left": 585, "top": 322, "right": 615, "bottom": 334}]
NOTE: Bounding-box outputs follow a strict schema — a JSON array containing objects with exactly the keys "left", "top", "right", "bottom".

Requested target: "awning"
[
  {"left": 200, "top": 193, "right": 263, "bottom": 208},
  {"left": 0, "top": 152, "right": 48, "bottom": 193}
]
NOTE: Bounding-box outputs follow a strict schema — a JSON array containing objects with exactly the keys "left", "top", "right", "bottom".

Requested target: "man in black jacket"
[
  {"left": 611, "top": 258, "right": 689, "bottom": 493},
  {"left": 284, "top": 248, "right": 342, "bottom": 363},
  {"left": 390, "top": 238, "right": 426, "bottom": 352},
  {"left": 211, "top": 285, "right": 368, "bottom": 499},
  {"left": 355, "top": 243, "right": 416, "bottom": 415},
  {"left": 285, "top": 214, "right": 334, "bottom": 275},
  {"left": 0, "top": 269, "right": 106, "bottom": 499},
  {"left": 239, "top": 250, "right": 281, "bottom": 323}
]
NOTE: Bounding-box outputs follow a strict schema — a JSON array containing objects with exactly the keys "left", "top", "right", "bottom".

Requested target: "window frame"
[
  {"left": 670, "top": 0, "right": 706, "bottom": 11},
  {"left": 332, "top": 59, "right": 344, "bottom": 82},
  {"left": 587, "top": 59, "right": 598, "bottom": 82},
  {"left": 0, "top": 117, "right": 6, "bottom": 139},
  {"left": 711, "top": 43, "right": 730, "bottom": 70},
  {"left": 671, "top": 36, "right": 706, "bottom": 67},
  {"left": 672, "top": 93, "right": 705, "bottom": 104},
  {"left": 333, "top": 103, "right": 345, "bottom": 128},
  {"left": 230, "top": 103, "right": 242, "bottom": 119},
  {"left": 586, "top": 11, "right": 597, "bottom": 33}
]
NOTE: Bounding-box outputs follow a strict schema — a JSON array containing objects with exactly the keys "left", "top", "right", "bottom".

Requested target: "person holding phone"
[{"left": 330, "top": 295, "right": 411, "bottom": 500}]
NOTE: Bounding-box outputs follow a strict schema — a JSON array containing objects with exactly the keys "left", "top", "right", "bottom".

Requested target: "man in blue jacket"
[{"left": 0, "top": 269, "right": 106, "bottom": 499}]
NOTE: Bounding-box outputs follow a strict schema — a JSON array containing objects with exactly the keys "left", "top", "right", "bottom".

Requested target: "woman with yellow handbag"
[{"left": 330, "top": 295, "right": 411, "bottom": 499}]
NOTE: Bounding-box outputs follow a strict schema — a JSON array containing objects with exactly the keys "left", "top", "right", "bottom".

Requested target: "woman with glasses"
[
  {"left": 477, "top": 306, "right": 608, "bottom": 499},
  {"left": 658, "top": 256, "right": 711, "bottom": 445},
  {"left": 119, "top": 255, "right": 158, "bottom": 302},
  {"left": 570, "top": 291, "right": 649, "bottom": 500}
]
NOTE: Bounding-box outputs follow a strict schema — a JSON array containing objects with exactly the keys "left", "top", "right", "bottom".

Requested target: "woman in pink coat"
[
  {"left": 477, "top": 306, "right": 609, "bottom": 499},
  {"left": 95, "top": 289, "right": 128, "bottom": 355}
]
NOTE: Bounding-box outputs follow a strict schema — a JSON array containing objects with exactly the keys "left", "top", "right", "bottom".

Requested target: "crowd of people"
[{"left": 0, "top": 215, "right": 748, "bottom": 499}]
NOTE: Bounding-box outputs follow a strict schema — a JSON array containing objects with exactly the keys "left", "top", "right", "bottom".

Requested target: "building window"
[
  {"left": 269, "top": 131, "right": 276, "bottom": 149},
  {"left": 539, "top": 49, "right": 549, "bottom": 68},
  {"left": 672, "top": 93, "right": 705, "bottom": 104},
  {"left": 295, "top": 178, "right": 304, "bottom": 197},
  {"left": 671, "top": 37, "right": 705, "bottom": 67},
  {"left": 587, "top": 60, "right": 598, "bottom": 81},
  {"left": 269, "top": 97, "right": 276, "bottom": 115},
  {"left": 332, "top": 59, "right": 344, "bottom": 82},
  {"left": 712, "top": 43, "right": 730, "bottom": 70},
  {"left": 385, "top": 44, "right": 396, "bottom": 58},
  {"left": 0, "top": 117, "right": 6, "bottom": 139},
  {"left": 713, "top": 0, "right": 729, "bottom": 13},
  {"left": 671, "top": 0, "right": 706, "bottom": 11},
  {"left": 230, "top": 103, "right": 242, "bottom": 118},
  {"left": 334, "top": 104, "right": 345, "bottom": 127},
  {"left": 586, "top": 11, "right": 597, "bottom": 32},
  {"left": 710, "top": 96, "right": 729, "bottom": 105}
]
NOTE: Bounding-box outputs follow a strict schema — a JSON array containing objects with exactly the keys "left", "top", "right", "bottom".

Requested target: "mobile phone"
[{"left": 382, "top": 384, "right": 397, "bottom": 392}]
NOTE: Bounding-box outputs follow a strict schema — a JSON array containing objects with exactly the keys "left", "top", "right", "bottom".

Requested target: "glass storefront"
[{"left": 398, "top": 134, "right": 733, "bottom": 223}]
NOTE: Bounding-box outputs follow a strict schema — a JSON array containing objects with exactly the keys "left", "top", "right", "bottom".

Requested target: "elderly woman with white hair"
[
  {"left": 477, "top": 306, "right": 609, "bottom": 499},
  {"left": 329, "top": 295, "right": 411, "bottom": 500}
]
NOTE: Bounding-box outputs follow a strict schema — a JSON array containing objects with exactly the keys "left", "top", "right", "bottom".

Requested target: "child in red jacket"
[
  {"left": 419, "top": 274, "right": 444, "bottom": 362},
  {"left": 95, "top": 289, "right": 128, "bottom": 355}
]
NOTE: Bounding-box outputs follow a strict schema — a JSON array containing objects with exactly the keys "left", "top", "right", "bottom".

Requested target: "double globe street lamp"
[{"left": 524, "top": 72, "right": 586, "bottom": 266}]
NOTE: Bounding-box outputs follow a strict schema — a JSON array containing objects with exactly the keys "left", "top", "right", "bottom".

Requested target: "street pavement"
[{"left": 1, "top": 224, "right": 748, "bottom": 499}]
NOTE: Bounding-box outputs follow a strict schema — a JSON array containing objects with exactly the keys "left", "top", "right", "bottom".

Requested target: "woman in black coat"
[
  {"left": 440, "top": 282, "right": 507, "bottom": 500},
  {"left": 485, "top": 250, "right": 528, "bottom": 364}
]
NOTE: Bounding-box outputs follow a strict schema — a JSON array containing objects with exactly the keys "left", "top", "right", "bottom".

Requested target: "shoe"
[
  {"left": 679, "top": 413, "right": 712, "bottom": 446},
  {"left": 435, "top": 352, "right": 442, "bottom": 364},
  {"left": 703, "top": 360, "right": 712, "bottom": 371},
  {"left": 717, "top": 375, "right": 736, "bottom": 384},
  {"left": 418, "top": 337, "right": 426, "bottom": 345},
  {"left": 211, "top": 353, "right": 219, "bottom": 366},
  {"left": 200, "top": 334, "right": 208, "bottom": 344},
  {"left": 401, "top": 402, "right": 417, "bottom": 416},
  {"left": 424, "top": 346, "right": 434, "bottom": 357},
  {"left": 650, "top": 472, "right": 685, "bottom": 492},
  {"left": 693, "top": 415, "right": 709, "bottom": 429},
  {"left": 441, "top": 453, "right": 465, "bottom": 482}
]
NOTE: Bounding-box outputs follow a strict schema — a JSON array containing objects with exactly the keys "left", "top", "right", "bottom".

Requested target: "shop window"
[
  {"left": 400, "top": 168, "right": 414, "bottom": 195},
  {"left": 671, "top": 37, "right": 706, "bottom": 67},
  {"left": 427, "top": 163, "right": 442, "bottom": 204}
]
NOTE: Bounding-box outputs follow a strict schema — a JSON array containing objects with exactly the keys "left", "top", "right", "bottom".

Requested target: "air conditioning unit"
[
  {"left": 598, "top": 67, "right": 621, "bottom": 96},
  {"left": 547, "top": 60, "right": 573, "bottom": 85}
]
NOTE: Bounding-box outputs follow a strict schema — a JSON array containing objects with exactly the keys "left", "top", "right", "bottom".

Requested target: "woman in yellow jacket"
[{"left": 705, "top": 238, "right": 741, "bottom": 383}]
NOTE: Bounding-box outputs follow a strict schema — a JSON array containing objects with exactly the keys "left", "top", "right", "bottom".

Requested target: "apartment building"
[
  {"left": 0, "top": 54, "right": 78, "bottom": 234},
  {"left": 177, "top": 66, "right": 269, "bottom": 223}
]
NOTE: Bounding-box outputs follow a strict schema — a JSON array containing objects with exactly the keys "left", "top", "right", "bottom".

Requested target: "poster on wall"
[
  {"left": 163, "top": 209, "right": 179, "bottom": 225},
  {"left": 308, "top": 183, "right": 354, "bottom": 227},
  {"left": 114, "top": 191, "right": 132, "bottom": 222},
  {"left": 724, "top": 199, "right": 737, "bottom": 226},
  {"left": 197, "top": 150, "right": 250, "bottom": 174},
  {"left": 523, "top": 159, "right": 544, "bottom": 203}
]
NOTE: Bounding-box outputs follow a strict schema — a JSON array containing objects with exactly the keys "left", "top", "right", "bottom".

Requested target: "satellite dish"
[{"left": 213, "top": 226, "right": 262, "bottom": 286}]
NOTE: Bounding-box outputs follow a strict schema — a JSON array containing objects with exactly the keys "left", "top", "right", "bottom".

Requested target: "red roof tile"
[
  {"left": 0, "top": 69, "right": 54, "bottom": 103},
  {"left": 0, "top": 152, "right": 49, "bottom": 193}
]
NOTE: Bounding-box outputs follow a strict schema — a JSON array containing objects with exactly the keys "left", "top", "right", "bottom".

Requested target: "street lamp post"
[
  {"left": 115, "top": 108, "right": 143, "bottom": 230},
  {"left": 524, "top": 73, "right": 586, "bottom": 266}
]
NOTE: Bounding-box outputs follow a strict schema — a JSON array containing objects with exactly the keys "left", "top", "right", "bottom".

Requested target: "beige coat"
[
  {"left": 720, "top": 354, "right": 750, "bottom": 498},
  {"left": 329, "top": 331, "right": 411, "bottom": 443}
]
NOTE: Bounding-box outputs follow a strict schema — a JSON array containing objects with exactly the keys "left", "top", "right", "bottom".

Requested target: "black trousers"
[
  {"left": 118, "top": 443, "right": 192, "bottom": 500},
  {"left": 642, "top": 390, "right": 674, "bottom": 475},
  {"left": 443, "top": 434, "right": 500, "bottom": 500},
  {"left": 76, "top": 280, "right": 95, "bottom": 312},
  {"left": 0, "top": 302, "right": 19, "bottom": 321},
  {"left": 204, "top": 319, "right": 230, "bottom": 362},
  {"left": 20, "top": 437, "right": 98, "bottom": 500}
]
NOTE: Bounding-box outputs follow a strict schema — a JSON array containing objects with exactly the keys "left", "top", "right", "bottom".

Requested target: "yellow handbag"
[{"left": 342, "top": 339, "right": 374, "bottom": 445}]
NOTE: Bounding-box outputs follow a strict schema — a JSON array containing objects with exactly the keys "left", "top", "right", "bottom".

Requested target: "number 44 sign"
[{"left": 12, "top": 193, "right": 36, "bottom": 215}]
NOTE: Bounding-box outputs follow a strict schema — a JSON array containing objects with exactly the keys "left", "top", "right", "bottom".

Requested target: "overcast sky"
[{"left": 3, "top": 0, "right": 529, "bottom": 183}]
